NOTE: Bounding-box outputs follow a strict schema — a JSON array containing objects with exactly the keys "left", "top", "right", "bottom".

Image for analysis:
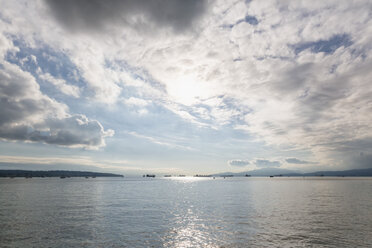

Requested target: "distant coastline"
[
  {"left": 212, "top": 167, "right": 372, "bottom": 177},
  {"left": 1, "top": 167, "right": 372, "bottom": 178},
  {"left": 0, "top": 170, "right": 124, "bottom": 178}
]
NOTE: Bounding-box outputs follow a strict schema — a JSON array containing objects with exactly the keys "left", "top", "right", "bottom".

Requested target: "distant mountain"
[
  {"left": 214, "top": 168, "right": 301, "bottom": 177},
  {"left": 213, "top": 167, "right": 372, "bottom": 177},
  {"left": 302, "top": 168, "right": 372, "bottom": 177},
  {"left": 0, "top": 170, "right": 124, "bottom": 178}
]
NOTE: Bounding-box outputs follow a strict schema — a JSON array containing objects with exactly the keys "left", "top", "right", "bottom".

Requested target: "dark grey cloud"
[
  {"left": 255, "top": 159, "right": 280, "bottom": 168},
  {"left": 45, "top": 0, "right": 208, "bottom": 33},
  {"left": 0, "top": 61, "right": 57, "bottom": 125},
  {"left": 351, "top": 152, "right": 372, "bottom": 169},
  {"left": 228, "top": 159, "right": 250, "bottom": 167},
  {"left": 324, "top": 139, "right": 372, "bottom": 169},
  {"left": 0, "top": 62, "right": 113, "bottom": 148},
  {"left": 286, "top": 158, "right": 313, "bottom": 164},
  {"left": 30, "top": 115, "right": 112, "bottom": 147},
  {"left": 0, "top": 115, "right": 112, "bottom": 148}
]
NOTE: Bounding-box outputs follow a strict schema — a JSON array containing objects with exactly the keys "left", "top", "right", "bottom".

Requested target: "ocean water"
[{"left": 0, "top": 177, "right": 371, "bottom": 247}]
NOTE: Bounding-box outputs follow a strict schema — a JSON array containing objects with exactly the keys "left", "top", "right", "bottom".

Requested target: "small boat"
[
  {"left": 146, "top": 174, "right": 155, "bottom": 178},
  {"left": 60, "top": 176, "right": 66, "bottom": 179}
]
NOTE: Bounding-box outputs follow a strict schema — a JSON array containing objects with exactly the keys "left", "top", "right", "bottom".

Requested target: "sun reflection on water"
[
  {"left": 163, "top": 206, "right": 219, "bottom": 248},
  {"left": 167, "top": 176, "right": 213, "bottom": 182},
  {"left": 160, "top": 176, "right": 223, "bottom": 247}
]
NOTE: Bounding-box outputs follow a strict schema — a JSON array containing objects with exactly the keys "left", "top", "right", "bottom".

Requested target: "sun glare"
[{"left": 167, "top": 75, "right": 209, "bottom": 105}]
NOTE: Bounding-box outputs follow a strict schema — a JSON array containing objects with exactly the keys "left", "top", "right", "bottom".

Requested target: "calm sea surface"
[{"left": 0, "top": 177, "right": 371, "bottom": 247}]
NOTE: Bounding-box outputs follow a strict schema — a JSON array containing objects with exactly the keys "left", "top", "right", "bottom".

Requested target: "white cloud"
[
  {"left": 38, "top": 72, "right": 80, "bottom": 98},
  {"left": 127, "top": 131, "right": 194, "bottom": 151},
  {"left": 228, "top": 159, "right": 250, "bottom": 167},
  {"left": 0, "top": 59, "right": 113, "bottom": 149},
  {"left": 1, "top": 0, "right": 372, "bottom": 170},
  {"left": 123, "top": 97, "right": 150, "bottom": 107}
]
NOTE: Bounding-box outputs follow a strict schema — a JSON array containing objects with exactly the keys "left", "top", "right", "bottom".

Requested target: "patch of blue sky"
[
  {"left": 220, "top": 97, "right": 253, "bottom": 124},
  {"left": 254, "top": 55, "right": 291, "bottom": 61},
  {"left": 293, "top": 33, "right": 353, "bottom": 55},
  {"left": 92, "top": 100, "right": 181, "bottom": 134},
  {"left": 5, "top": 38, "right": 85, "bottom": 99},
  {"left": 6, "top": 39, "right": 81, "bottom": 82},
  {"left": 237, "top": 15, "right": 259, "bottom": 25},
  {"left": 348, "top": 47, "right": 368, "bottom": 61},
  {"left": 119, "top": 85, "right": 146, "bottom": 100},
  {"left": 105, "top": 121, "right": 263, "bottom": 166},
  {"left": 107, "top": 59, "right": 166, "bottom": 93},
  {"left": 98, "top": 92, "right": 255, "bottom": 155},
  {"left": 221, "top": 15, "right": 259, "bottom": 29},
  {"left": 221, "top": 23, "right": 235, "bottom": 29},
  {"left": 111, "top": 100, "right": 248, "bottom": 153}
]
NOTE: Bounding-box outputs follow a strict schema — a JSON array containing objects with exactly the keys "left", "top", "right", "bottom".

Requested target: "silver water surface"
[{"left": 0, "top": 177, "right": 371, "bottom": 247}]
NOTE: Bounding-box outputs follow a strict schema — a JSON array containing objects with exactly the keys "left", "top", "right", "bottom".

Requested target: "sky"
[{"left": 0, "top": 0, "right": 371, "bottom": 175}]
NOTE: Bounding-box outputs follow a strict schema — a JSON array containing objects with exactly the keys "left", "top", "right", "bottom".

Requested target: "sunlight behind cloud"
[
  {"left": 167, "top": 74, "right": 210, "bottom": 105},
  {"left": 0, "top": 0, "right": 371, "bottom": 173}
]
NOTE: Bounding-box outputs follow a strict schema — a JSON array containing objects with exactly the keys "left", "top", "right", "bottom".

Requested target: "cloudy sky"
[{"left": 0, "top": 0, "right": 371, "bottom": 175}]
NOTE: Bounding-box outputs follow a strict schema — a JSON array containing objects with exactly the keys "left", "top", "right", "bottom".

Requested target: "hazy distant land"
[
  {"left": 0, "top": 170, "right": 123, "bottom": 178},
  {"left": 213, "top": 167, "right": 372, "bottom": 177},
  {"left": 1, "top": 168, "right": 372, "bottom": 178}
]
